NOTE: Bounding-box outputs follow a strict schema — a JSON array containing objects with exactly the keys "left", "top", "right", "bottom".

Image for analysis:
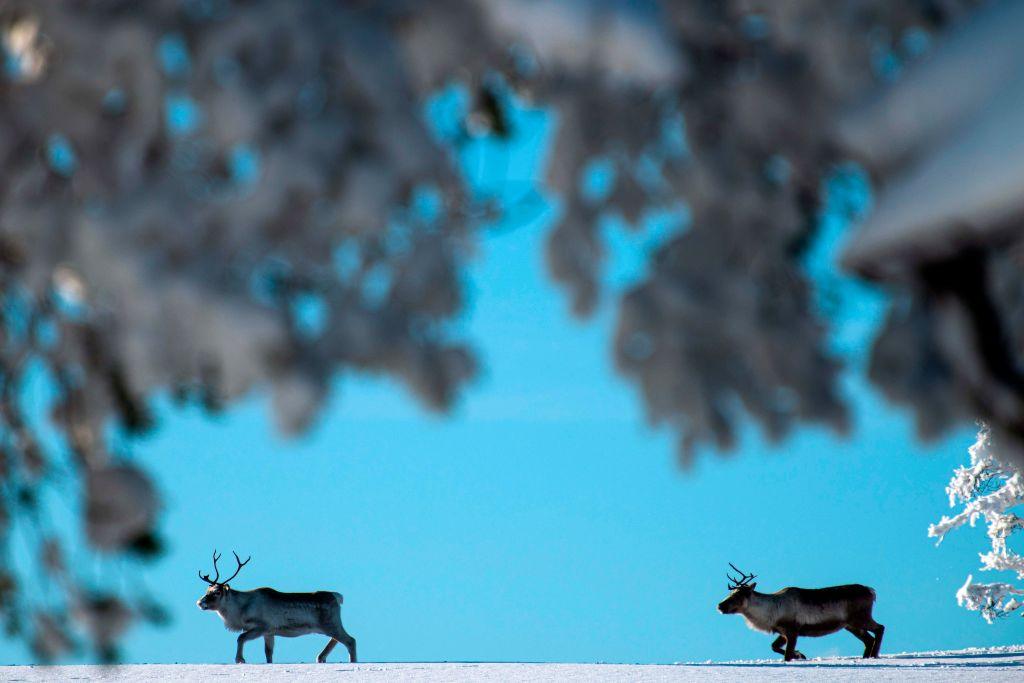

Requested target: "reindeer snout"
[{"left": 197, "top": 598, "right": 208, "bottom": 610}]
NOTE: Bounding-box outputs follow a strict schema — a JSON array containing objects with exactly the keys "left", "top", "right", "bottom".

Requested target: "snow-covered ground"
[{"left": 3, "top": 646, "right": 1021, "bottom": 681}]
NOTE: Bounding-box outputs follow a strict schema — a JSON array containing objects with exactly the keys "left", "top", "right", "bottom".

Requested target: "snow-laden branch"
[
  {"left": 928, "top": 473, "right": 1024, "bottom": 543},
  {"left": 957, "top": 575, "right": 1024, "bottom": 623}
]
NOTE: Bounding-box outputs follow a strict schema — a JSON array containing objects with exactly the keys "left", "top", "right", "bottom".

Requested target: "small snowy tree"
[{"left": 929, "top": 427, "right": 1024, "bottom": 622}]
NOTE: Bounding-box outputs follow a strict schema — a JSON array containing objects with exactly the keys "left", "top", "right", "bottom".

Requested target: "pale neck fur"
[
  {"left": 738, "top": 591, "right": 783, "bottom": 633},
  {"left": 213, "top": 588, "right": 253, "bottom": 630}
]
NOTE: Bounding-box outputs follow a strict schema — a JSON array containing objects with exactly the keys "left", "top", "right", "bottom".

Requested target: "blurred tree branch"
[{"left": 0, "top": 0, "right": 1013, "bottom": 660}]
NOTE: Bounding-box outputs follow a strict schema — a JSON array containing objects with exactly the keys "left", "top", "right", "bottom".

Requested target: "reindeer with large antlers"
[
  {"left": 196, "top": 551, "right": 357, "bottom": 664},
  {"left": 717, "top": 563, "right": 884, "bottom": 661}
]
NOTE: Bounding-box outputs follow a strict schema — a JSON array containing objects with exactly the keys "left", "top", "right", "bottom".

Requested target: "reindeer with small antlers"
[
  {"left": 196, "top": 550, "right": 357, "bottom": 664},
  {"left": 717, "top": 563, "right": 884, "bottom": 661}
]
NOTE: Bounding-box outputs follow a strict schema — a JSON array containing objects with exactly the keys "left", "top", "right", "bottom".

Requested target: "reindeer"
[
  {"left": 196, "top": 551, "right": 357, "bottom": 664},
  {"left": 716, "top": 564, "right": 884, "bottom": 661}
]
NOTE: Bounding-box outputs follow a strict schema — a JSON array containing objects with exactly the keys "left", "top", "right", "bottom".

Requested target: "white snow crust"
[{"left": 2, "top": 645, "right": 1021, "bottom": 681}]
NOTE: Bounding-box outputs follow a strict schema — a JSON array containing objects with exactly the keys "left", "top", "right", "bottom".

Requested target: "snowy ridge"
[
  {"left": 2, "top": 646, "right": 1021, "bottom": 681},
  {"left": 705, "top": 643, "right": 1024, "bottom": 665}
]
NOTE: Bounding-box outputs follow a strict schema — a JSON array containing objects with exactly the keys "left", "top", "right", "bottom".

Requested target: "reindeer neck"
[
  {"left": 211, "top": 587, "right": 253, "bottom": 631},
  {"left": 739, "top": 590, "right": 781, "bottom": 633},
  {"left": 217, "top": 587, "right": 251, "bottom": 613},
  {"left": 749, "top": 588, "right": 787, "bottom": 610}
]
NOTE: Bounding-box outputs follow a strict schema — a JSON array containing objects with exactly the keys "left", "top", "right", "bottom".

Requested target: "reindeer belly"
[
  {"left": 272, "top": 625, "right": 319, "bottom": 638},
  {"left": 794, "top": 603, "right": 848, "bottom": 637},
  {"left": 265, "top": 603, "right": 330, "bottom": 637},
  {"left": 798, "top": 620, "right": 845, "bottom": 637}
]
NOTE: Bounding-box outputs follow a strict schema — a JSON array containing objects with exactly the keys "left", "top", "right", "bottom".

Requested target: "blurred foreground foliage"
[{"left": 0, "top": 0, "right": 1002, "bottom": 660}]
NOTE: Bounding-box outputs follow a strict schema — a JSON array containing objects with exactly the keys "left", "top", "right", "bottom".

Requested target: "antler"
[
  {"left": 199, "top": 550, "right": 223, "bottom": 585},
  {"left": 199, "top": 550, "right": 251, "bottom": 585},
  {"left": 726, "top": 562, "right": 757, "bottom": 590},
  {"left": 220, "top": 551, "right": 251, "bottom": 585}
]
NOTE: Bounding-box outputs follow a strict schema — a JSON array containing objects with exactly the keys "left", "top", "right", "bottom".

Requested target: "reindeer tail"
[{"left": 332, "top": 592, "right": 344, "bottom": 606}]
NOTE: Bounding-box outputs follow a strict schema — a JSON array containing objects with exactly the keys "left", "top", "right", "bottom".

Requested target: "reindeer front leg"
[
  {"left": 783, "top": 630, "right": 799, "bottom": 662},
  {"left": 264, "top": 634, "right": 275, "bottom": 663},
  {"left": 774, "top": 634, "right": 806, "bottom": 661},
  {"left": 235, "top": 629, "right": 263, "bottom": 664}
]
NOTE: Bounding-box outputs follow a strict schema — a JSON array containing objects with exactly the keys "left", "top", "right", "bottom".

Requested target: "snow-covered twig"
[{"left": 957, "top": 575, "right": 1024, "bottom": 623}]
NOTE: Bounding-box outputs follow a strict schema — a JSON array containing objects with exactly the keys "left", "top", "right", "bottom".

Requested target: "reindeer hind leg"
[
  {"left": 330, "top": 626, "right": 357, "bottom": 663},
  {"left": 317, "top": 638, "right": 338, "bottom": 664},
  {"left": 317, "top": 625, "right": 357, "bottom": 664},
  {"left": 845, "top": 626, "right": 874, "bottom": 658},
  {"left": 866, "top": 621, "right": 884, "bottom": 658}
]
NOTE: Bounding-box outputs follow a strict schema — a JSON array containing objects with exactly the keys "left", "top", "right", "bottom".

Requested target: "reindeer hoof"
[
  {"left": 316, "top": 657, "right": 327, "bottom": 664},
  {"left": 795, "top": 652, "right": 807, "bottom": 660},
  {"left": 236, "top": 658, "right": 245, "bottom": 664}
]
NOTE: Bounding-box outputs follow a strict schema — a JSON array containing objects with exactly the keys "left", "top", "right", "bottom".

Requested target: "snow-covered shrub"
[{"left": 930, "top": 427, "right": 1024, "bottom": 622}]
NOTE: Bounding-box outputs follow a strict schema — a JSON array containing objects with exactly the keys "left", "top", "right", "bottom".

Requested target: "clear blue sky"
[{"left": 3, "top": 90, "right": 1021, "bottom": 666}]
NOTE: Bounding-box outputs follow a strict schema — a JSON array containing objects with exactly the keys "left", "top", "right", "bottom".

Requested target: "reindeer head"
[
  {"left": 717, "top": 563, "right": 757, "bottom": 614},
  {"left": 196, "top": 550, "right": 251, "bottom": 611}
]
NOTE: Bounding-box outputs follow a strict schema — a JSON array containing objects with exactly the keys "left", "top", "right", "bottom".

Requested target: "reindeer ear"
[{"left": 749, "top": 582, "right": 757, "bottom": 590}]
